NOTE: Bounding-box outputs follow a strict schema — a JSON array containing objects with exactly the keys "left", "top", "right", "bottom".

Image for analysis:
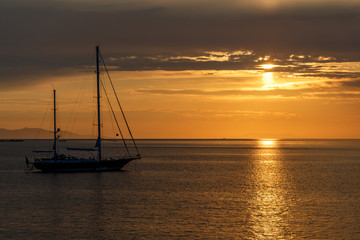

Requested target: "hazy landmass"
[{"left": 0, "top": 128, "right": 90, "bottom": 139}]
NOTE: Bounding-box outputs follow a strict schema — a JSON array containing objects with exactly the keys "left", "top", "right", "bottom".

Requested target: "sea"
[{"left": 0, "top": 139, "right": 359, "bottom": 239}]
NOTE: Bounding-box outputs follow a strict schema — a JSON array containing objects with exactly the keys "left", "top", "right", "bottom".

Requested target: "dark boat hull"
[{"left": 33, "top": 157, "right": 139, "bottom": 172}]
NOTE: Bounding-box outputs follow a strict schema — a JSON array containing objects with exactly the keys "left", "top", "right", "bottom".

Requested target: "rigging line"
[
  {"left": 103, "top": 93, "right": 121, "bottom": 156},
  {"left": 106, "top": 96, "right": 117, "bottom": 139},
  {"left": 100, "top": 79, "right": 131, "bottom": 158},
  {"left": 64, "top": 53, "right": 94, "bottom": 140},
  {"left": 36, "top": 92, "right": 53, "bottom": 139},
  {"left": 99, "top": 65, "right": 122, "bottom": 157},
  {"left": 92, "top": 69, "right": 99, "bottom": 141},
  {"left": 99, "top": 51, "right": 140, "bottom": 156},
  {"left": 101, "top": 76, "right": 122, "bottom": 156}
]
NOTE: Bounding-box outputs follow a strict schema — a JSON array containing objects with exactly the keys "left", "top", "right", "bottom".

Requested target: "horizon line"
[{"left": 2, "top": 138, "right": 360, "bottom": 141}]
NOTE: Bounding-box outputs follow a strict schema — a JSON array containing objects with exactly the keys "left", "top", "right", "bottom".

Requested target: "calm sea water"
[{"left": 0, "top": 139, "right": 359, "bottom": 239}]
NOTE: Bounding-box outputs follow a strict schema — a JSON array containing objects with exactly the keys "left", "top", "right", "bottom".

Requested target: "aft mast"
[
  {"left": 96, "top": 46, "right": 102, "bottom": 161},
  {"left": 53, "top": 89, "right": 57, "bottom": 160}
]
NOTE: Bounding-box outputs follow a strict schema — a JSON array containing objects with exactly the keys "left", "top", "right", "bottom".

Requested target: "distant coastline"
[
  {"left": 0, "top": 139, "right": 24, "bottom": 142},
  {"left": 0, "top": 127, "right": 89, "bottom": 139}
]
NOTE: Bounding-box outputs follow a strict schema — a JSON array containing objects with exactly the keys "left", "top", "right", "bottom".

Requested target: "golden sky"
[{"left": 0, "top": 0, "right": 359, "bottom": 138}]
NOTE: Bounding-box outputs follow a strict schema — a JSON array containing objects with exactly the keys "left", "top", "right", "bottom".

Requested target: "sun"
[{"left": 260, "top": 64, "right": 278, "bottom": 69}]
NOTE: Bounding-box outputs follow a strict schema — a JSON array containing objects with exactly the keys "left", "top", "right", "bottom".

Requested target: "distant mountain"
[{"left": 0, "top": 128, "right": 90, "bottom": 139}]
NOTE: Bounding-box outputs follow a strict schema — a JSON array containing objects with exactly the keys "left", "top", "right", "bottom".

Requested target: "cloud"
[
  {"left": 0, "top": 2, "right": 359, "bottom": 89},
  {"left": 301, "top": 91, "right": 360, "bottom": 100},
  {"left": 135, "top": 88, "right": 309, "bottom": 98},
  {"left": 136, "top": 87, "right": 360, "bottom": 101},
  {"left": 128, "top": 108, "right": 299, "bottom": 120},
  {"left": 134, "top": 70, "right": 360, "bottom": 100},
  {"left": 340, "top": 79, "right": 360, "bottom": 89},
  {"left": 1, "top": 3, "right": 359, "bottom": 56}
]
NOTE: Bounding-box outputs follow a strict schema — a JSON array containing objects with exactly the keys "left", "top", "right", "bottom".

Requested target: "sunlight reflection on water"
[{"left": 249, "top": 140, "right": 292, "bottom": 239}]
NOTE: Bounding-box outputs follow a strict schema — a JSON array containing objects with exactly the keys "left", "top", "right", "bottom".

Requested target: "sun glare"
[
  {"left": 259, "top": 139, "right": 277, "bottom": 147},
  {"left": 263, "top": 72, "right": 274, "bottom": 86},
  {"left": 260, "top": 64, "right": 278, "bottom": 69}
]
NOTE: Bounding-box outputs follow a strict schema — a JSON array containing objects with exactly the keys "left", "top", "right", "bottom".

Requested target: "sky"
[{"left": 0, "top": 0, "right": 360, "bottom": 138}]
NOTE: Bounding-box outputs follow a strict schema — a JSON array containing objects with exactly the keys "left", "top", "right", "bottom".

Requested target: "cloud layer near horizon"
[{"left": 0, "top": 0, "right": 359, "bottom": 89}]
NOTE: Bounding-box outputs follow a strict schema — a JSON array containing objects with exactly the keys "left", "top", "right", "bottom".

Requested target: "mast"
[
  {"left": 53, "top": 89, "right": 57, "bottom": 159},
  {"left": 96, "top": 46, "right": 102, "bottom": 161}
]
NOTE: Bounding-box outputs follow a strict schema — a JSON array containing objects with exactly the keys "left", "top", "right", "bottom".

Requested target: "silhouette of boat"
[{"left": 26, "top": 46, "right": 141, "bottom": 172}]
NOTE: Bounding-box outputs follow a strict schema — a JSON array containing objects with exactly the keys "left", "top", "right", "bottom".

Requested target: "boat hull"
[{"left": 33, "top": 157, "right": 139, "bottom": 172}]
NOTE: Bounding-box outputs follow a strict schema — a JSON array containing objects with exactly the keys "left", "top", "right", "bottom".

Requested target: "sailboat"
[{"left": 26, "top": 46, "right": 141, "bottom": 172}]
